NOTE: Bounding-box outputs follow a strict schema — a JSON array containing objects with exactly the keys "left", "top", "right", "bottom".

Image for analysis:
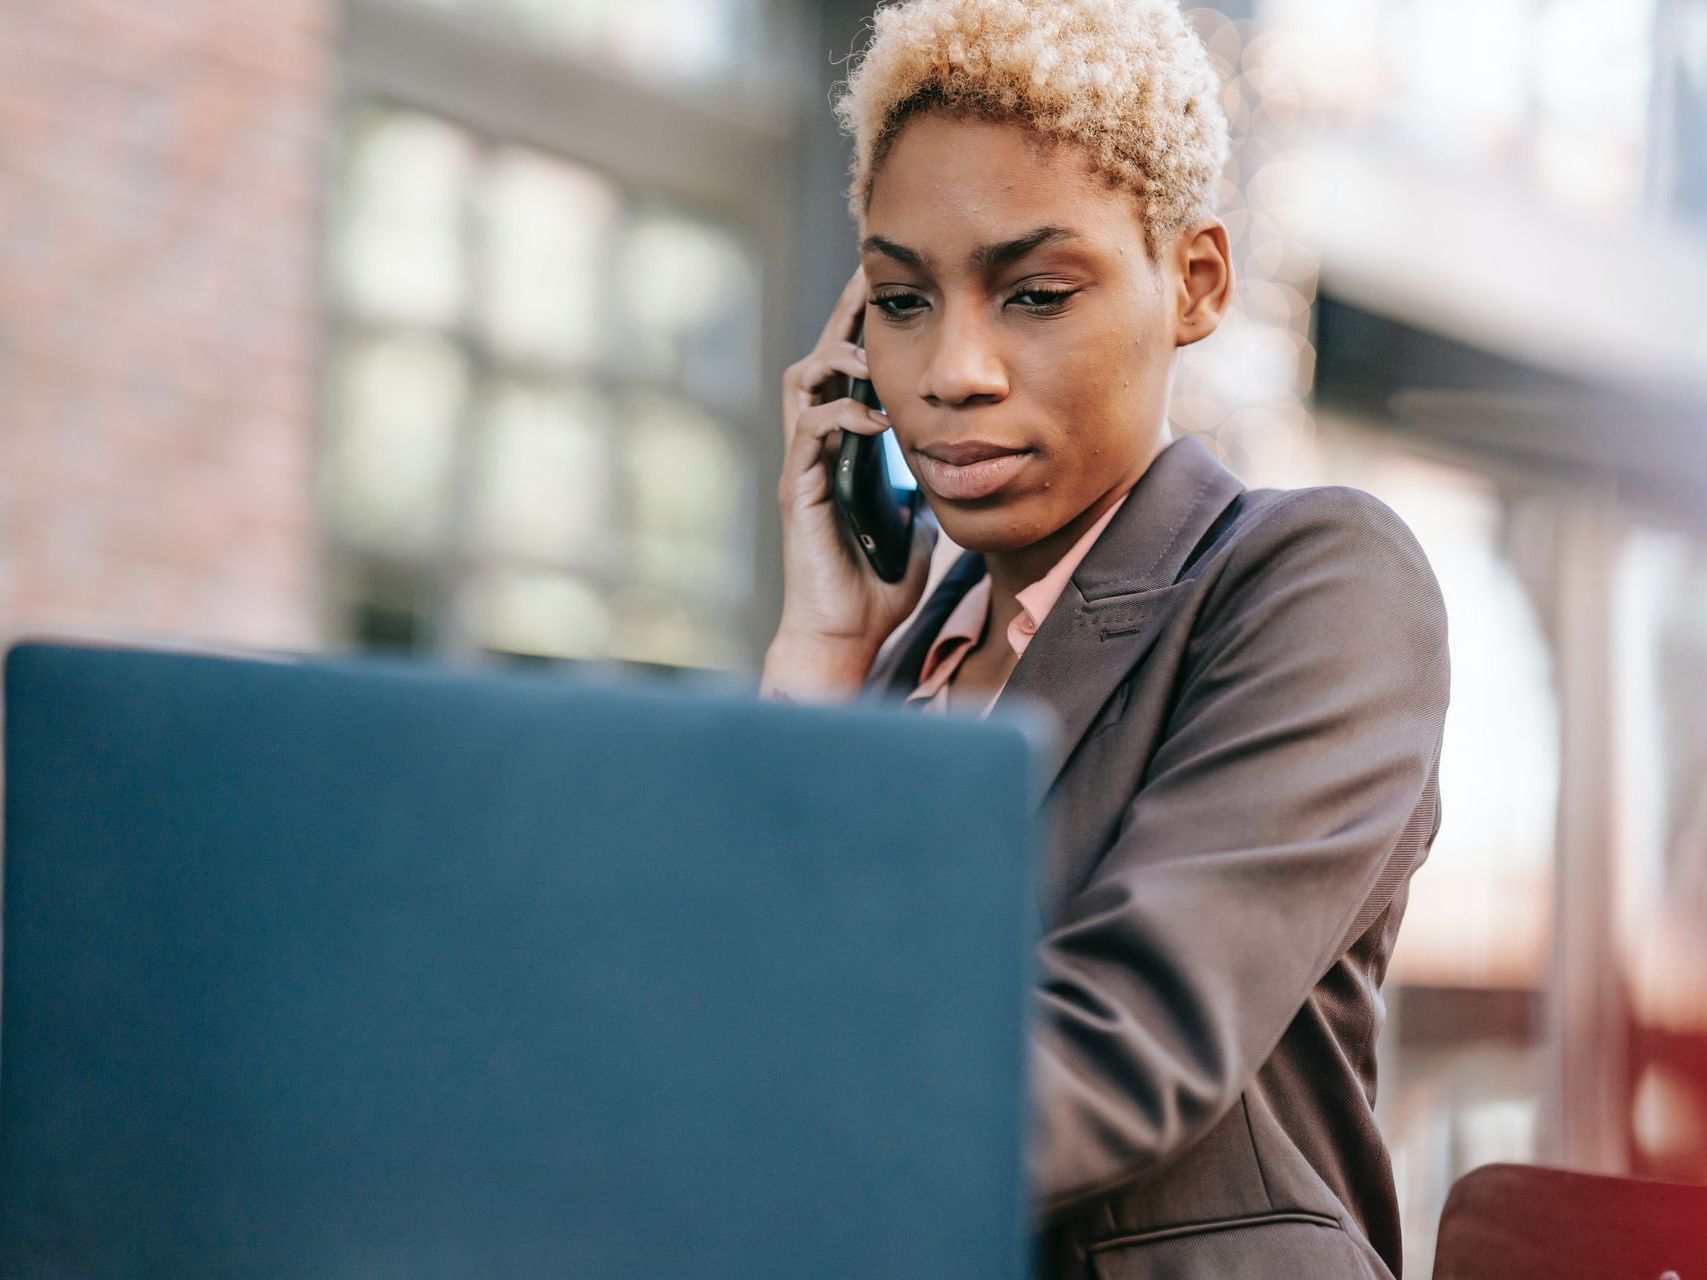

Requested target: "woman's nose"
[{"left": 919, "top": 310, "right": 1010, "bottom": 407}]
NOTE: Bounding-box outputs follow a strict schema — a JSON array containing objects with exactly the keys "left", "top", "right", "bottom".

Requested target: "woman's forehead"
[
  {"left": 874, "top": 113, "right": 1107, "bottom": 197},
  {"left": 863, "top": 113, "right": 1145, "bottom": 261}
]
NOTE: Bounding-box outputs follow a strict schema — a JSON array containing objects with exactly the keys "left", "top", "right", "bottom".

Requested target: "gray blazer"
[{"left": 863, "top": 433, "right": 1450, "bottom": 1280}]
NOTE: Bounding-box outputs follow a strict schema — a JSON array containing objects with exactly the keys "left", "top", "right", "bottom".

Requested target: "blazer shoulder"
[
  {"left": 1216, "top": 482, "right": 1437, "bottom": 581},
  {"left": 1196, "top": 482, "right": 1448, "bottom": 650}
]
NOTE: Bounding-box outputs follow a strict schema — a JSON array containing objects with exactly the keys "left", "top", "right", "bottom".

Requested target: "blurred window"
[
  {"left": 325, "top": 2, "right": 794, "bottom": 670},
  {"left": 1256, "top": 0, "right": 1660, "bottom": 221},
  {"left": 1304, "top": 422, "right": 1556, "bottom": 1280},
  {"left": 402, "top": 0, "right": 770, "bottom": 94},
  {"left": 1613, "top": 526, "right": 1707, "bottom": 1043},
  {"left": 1302, "top": 422, "right": 1562, "bottom": 991}
]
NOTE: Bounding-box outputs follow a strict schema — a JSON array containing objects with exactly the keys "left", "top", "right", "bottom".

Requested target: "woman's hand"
[{"left": 763, "top": 266, "right": 937, "bottom": 702}]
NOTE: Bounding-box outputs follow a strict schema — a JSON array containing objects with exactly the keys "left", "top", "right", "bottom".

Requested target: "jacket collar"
[{"left": 864, "top": 432, "right": 1246, "bottom": 790}]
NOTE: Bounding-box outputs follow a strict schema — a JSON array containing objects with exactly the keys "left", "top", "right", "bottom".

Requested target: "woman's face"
[{"left": 860, "top": 111, "right": 1226, "bottom": 554}]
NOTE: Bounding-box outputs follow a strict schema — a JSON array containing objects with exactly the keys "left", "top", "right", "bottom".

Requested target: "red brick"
[{"left": 0, "top": 0, "right": 330, "bottom": 650}]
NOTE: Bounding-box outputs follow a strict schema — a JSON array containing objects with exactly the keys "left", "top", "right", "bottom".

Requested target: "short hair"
[{"left": 832, "top": 0, "right": 1230, "bottom": 260}]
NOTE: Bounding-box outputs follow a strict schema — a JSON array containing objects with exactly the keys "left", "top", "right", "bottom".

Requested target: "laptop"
[{"left": 1, "top": 638, "right": 1048, "bottom": 1279}]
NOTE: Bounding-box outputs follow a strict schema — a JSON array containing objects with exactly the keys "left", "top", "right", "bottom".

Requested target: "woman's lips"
[{"left": 911, "top": 447, "right": 1034, "bottom": 501}]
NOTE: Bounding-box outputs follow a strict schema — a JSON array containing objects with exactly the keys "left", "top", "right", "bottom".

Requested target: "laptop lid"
[{"left": 1, "top": 639, "right": 1046, "bottom": 1279}]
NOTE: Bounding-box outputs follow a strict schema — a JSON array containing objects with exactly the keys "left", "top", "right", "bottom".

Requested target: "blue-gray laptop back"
[{"left": 1, "top": 640, "right": 1044, "bottom": 1279}]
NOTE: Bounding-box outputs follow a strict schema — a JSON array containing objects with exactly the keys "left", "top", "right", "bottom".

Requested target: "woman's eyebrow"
[{"left": 860, "top": 224, "right": 1083, "bottom": 272}]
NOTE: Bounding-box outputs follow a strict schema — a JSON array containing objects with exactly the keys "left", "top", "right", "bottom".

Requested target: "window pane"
[
  {"left": 1255, "top": 0, "right": 1660, "bottom": 221},
  {"left": 327, "top": 332, "right": 469, "bottom": 554},
  {"left": 334, "top": 110, "right": 472, "bottom": 325},
  {"left": 479, "top": 149, "right": 622, "bottom": 364},
  {"left": 1367, "top": 452, "right": 1558, "bottom": 990},
  {"left": 1532, "top": 0, "right": 1654, "bottom": 215},
  {"left": 615, "top": 209, "right": 760, "bottom": 405},
  {"left": 1382, "top": 0, "right": 1531, "bottom": 162},
  {"left": 462, "top": 567, "right": 611, "bottom": 659},
  {"left": 1613, "top": 528, "right": 1707, "bottom": 1035},
  {"left": 577, "top": 0, "right": 759, "bottom": 86},
  {"left": 472, "top": 380, "right": 615, "bottom": 565},
  {"left": 620, "top": 391, "right": 745, "bottom": 596}
]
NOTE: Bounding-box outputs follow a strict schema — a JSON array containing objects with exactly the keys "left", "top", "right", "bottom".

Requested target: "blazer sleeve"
[{"left": 1027, "top": 485, "right": 1451, "bottom": 1221}]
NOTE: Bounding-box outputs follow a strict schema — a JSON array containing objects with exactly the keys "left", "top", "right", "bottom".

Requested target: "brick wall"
[{"left": 0, "top": 0, "right": 330, "bottom": 651}]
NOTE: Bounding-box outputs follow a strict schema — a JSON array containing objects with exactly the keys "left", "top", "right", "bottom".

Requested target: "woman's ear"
[{"left": 1170, "top": 219, "right": 1234, "bottom": 348}]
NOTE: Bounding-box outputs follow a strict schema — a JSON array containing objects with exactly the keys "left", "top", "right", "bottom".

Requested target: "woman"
[{"left": 763, "top": 2, "right": 1450, "bottom": 1277}]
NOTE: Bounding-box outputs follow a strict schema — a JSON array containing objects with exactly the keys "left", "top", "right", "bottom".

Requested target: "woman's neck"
[{"left": 982, "top": 427, "right": 1172, "bottom": 625}]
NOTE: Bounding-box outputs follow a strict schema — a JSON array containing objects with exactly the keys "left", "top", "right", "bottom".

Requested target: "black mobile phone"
[{"left": 831, "top": 319, "right": 921, "bottom": 583}]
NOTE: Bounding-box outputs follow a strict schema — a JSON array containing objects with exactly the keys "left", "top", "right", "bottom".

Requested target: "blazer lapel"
[
  {"left": 996, "top": 433, "right": 1246, "bottom": 790},
  {"left": 861, "top": 433, "right": 1246, "bottom": 791}
]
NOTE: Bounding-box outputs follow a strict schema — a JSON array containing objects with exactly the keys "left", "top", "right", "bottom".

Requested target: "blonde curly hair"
[{"left": 832, "top": 0, "right": 1230, "bottom": 260}]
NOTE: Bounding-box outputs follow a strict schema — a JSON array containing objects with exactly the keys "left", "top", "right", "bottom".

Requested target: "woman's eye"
[
  {"left": 1009, "top": 287, "right": 1075, "bottom": 312},
  {"left": 871, "top": 292, "right": 926, "bottom": 319},
  {"left": 870, "top": 288, "right": 1074, "bottom": 318}
]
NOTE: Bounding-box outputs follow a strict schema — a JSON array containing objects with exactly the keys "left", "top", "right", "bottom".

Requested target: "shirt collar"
[
  {"left": 1006, "top": 486, "right": 1135, "bottom": 659},
  {"left": 910, "top": 573, "right": 991, "bottom": 696},
  {"left": 908, "top": 482, "right": 1139, "bottom": 693}
]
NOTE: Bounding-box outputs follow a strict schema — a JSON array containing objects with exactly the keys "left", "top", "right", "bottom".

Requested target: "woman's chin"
[{"left": 930, "top": 501, "right": 1062, "bottom": 555}]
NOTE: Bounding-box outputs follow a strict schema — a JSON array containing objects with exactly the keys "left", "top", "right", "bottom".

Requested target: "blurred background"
[{"left": 1, "top": 0, "right": 1703, "bottom": 1269}]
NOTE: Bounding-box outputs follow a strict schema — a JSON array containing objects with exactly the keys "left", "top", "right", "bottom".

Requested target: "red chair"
[{"left": 1432, "top": 1162, "right": 1707, "bottom": 1280}]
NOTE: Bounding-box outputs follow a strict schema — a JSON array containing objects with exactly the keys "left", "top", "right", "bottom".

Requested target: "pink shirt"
[{"left": 905, "top": 488, "right": 1135, "bottom": 717}]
